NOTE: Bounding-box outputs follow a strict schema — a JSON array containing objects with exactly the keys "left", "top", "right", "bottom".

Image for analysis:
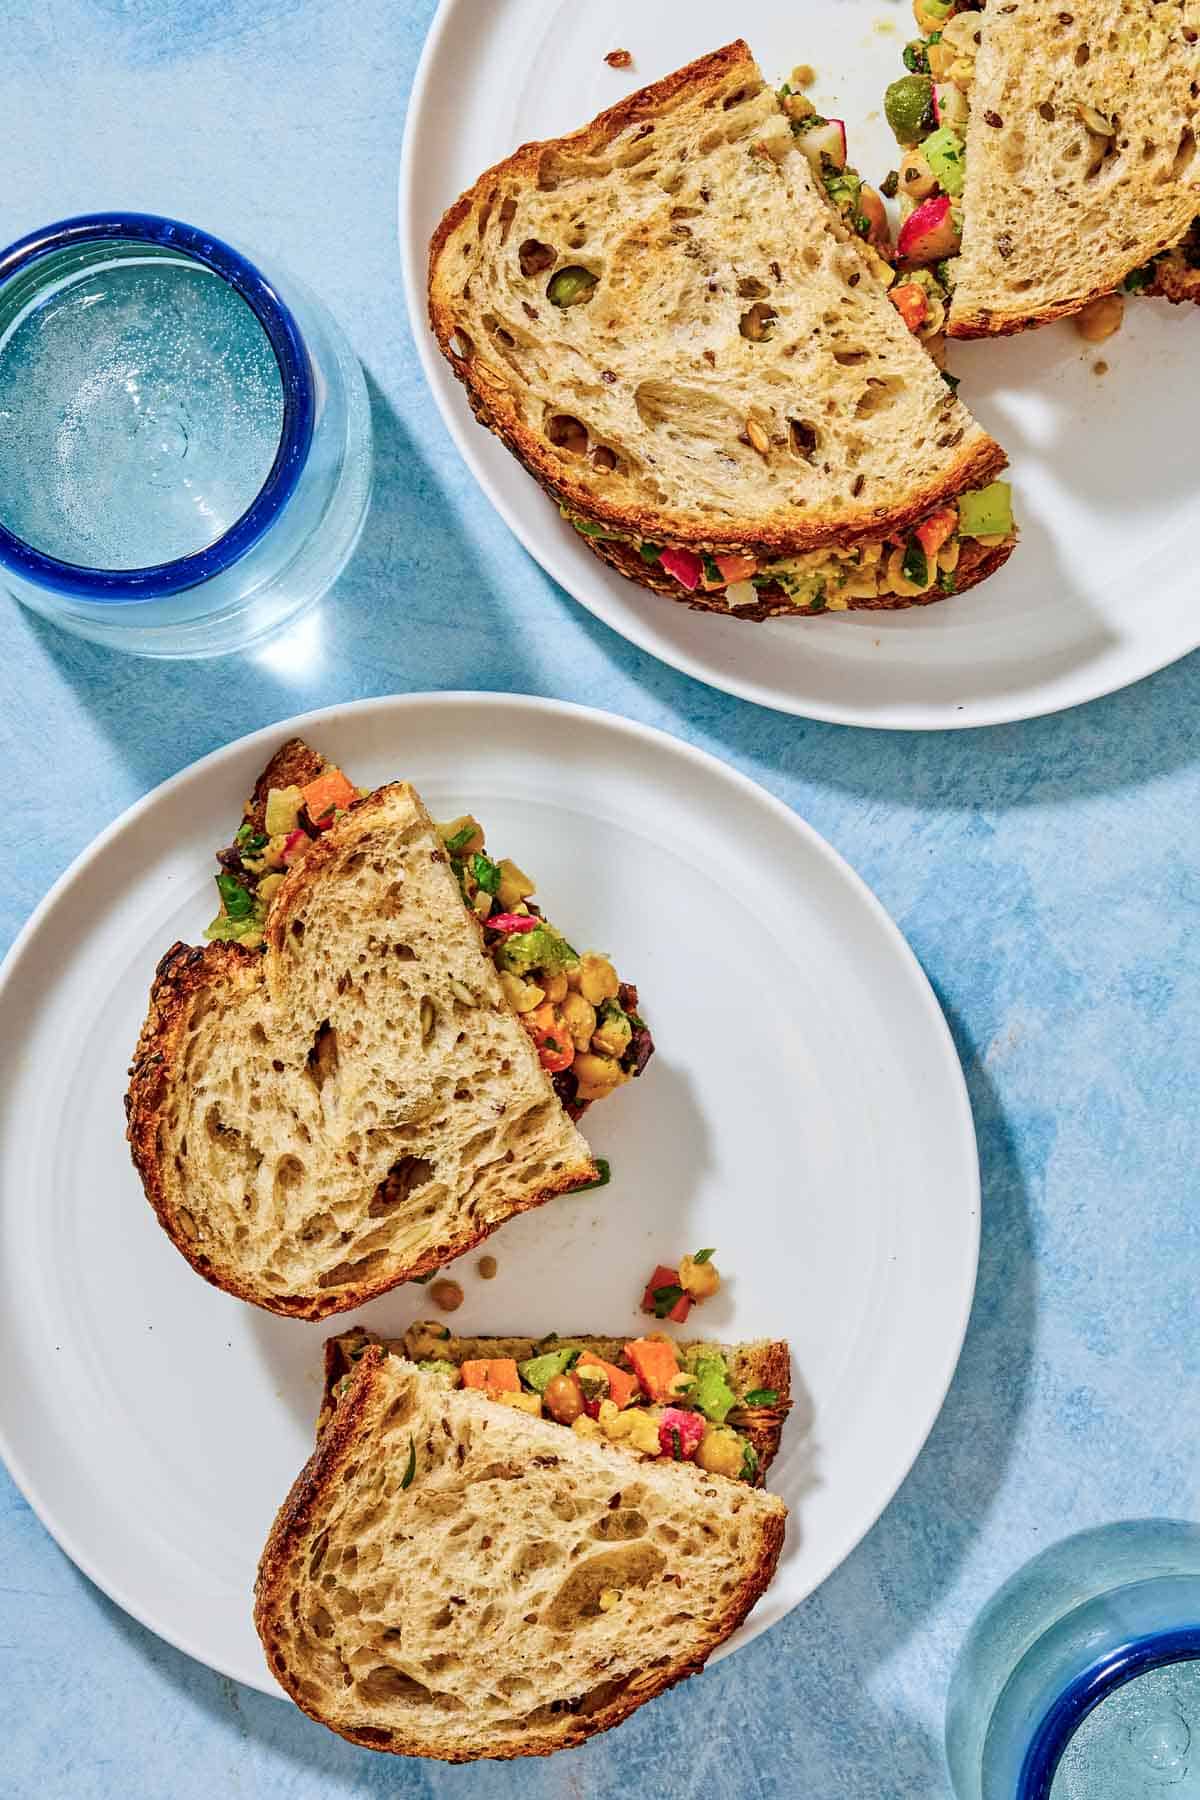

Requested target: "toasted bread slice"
[
  {"left": 213, "top": 738, "right": 655, "bottom": 1116},
  {"left": 320, "top": 1326, "right": 792, "bottom": 1480},
  {"left": 948, "top": 0, "right": 1200, "bottom": 336},
  {"left": 126, "top": 784, "right": 597, "bottom": 1319},
  {"left": 255, "top": 1350, "right": 786, "bottom": 1758},
  {"left": 430, "top": 41, "right": 1011, "bottom": 617}
]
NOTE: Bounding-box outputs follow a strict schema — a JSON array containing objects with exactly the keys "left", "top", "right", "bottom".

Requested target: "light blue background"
[{"left": 2, "top": 3, "right": 1198, "bottom": 1795}]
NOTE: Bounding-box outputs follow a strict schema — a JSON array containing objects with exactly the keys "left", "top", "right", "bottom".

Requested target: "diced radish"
[
  {"left": 659, "top": 546, "right": 703, "bottom": 591},
  {"left": 798, "top": 118, "right": 848, "bottom": 173},
  {"left": 281, "top": 828, "right": 311, "bottom": 865},
  {"left": 897, "top": 194, "right": 961, "bottom": 262},
  {"left": 658, "top": 1408, "right": 706, "bottom": 1461},
  {"left": 488, "top": 912, "right": 538, "bottom": 934},
  {"left": 933, "top": 83, "right": 969, "bottom": 131}
]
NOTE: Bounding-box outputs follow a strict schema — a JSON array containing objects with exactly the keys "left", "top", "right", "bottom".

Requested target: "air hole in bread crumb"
[
  {"left": 1172, "top": 125, "right": 1196, "bottom": 179},
  {"left": 788, "top": 418, "right": 819, "bottom": 460},
  {"left": 1075, "top": 41, "right": 1090, "bottom": 63},
  {"left": 546, "top": 414, "right": 589, "bottom": 455},
  {"left": 518, "top": 238, "right": 556, "bottom": 277}
]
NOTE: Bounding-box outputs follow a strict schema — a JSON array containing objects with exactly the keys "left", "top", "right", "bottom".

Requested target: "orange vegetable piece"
[
  {"left": 889, "top": 283, "right": 928, "bottom": 332},
  {"left": 301, "top": 767, "right": 359, "bottom": 825},
  {"left": 576, "top": 1354, "right": 640, "bottom": 1410},
  {"left": 625, "top": 1337, "right": 682, "bottom": 1402},
  {"left": 714, "top": 553, "right": 758, "bottom": 585},
  {"left": 523, "top": 1002, "right": 575, "bottom": 1074},
  {"left": 915, "top": 506, "right": 958, "bottom": 559},
  {"left": 459, "top": 1358, "right": 520, "bottom": 1394},
  {"left": 640, "top": 1264, "right": 691, "bottom": 1324}
]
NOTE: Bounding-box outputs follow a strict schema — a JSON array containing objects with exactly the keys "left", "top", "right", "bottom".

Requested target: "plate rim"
[
  {"left": 0, "top": 690, "right": 980, "bottom": 1691},
  {"left": 398, "top": 0, "right": 1200, "bottom": 731}
]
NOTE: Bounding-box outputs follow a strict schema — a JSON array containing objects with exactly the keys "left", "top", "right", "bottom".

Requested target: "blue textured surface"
[{"left": 1, "top": 3, "right": 1198, "bottom": 1795}]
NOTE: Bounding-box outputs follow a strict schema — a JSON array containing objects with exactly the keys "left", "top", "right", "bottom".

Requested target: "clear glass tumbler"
[
  {"left": 947, "top": 1520, "right": 1200, "bottom": 1799},
  {"left": 0, "top": 212, "right": 372, "bottom": 656}
]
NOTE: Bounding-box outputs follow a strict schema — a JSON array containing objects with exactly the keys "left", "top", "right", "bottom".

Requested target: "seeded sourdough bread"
[
  {"left": 429, "top": 40, "right": 1010, "bottom": 616},
  {"left": 949, "top": 0, "right": 1200, "bottom": 335},
  {"left": 321, "top": 1326, "right": 793, "bottom": 1479},
  {"left": 125, "top": 785, "right": 597, "bottom": 1319},
  {"left": 255, "top": 1350, "right": 787, "bottom": 1758}
]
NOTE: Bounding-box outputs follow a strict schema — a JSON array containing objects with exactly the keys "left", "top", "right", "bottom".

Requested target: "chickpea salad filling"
[
  {"left": 326, "top": 1325, "right": 789, "bottom": 1486},
  {"left": 882, "top": 0, "right": 985, "bottom": 337},
  {"left": 204, "top": 762, "right": 653, "bottom": 1116},
  {"left": 567, "top": 482, "right": 1016, "bottom": 610}
]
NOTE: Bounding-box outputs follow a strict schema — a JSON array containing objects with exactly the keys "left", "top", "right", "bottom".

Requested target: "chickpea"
[
  {"left": 899, "top": 148, "right": 938, "bottom": 202},
  {"left": 573, "top": 1051, "right": 629, "bottom": 1102},
  {"left": 495, "top": 1390, "right": 543, "bottom": 1416},
  {"left": 544, "top": 1371, "right": 584, "bottom": 1424},
  {"left": 571, "top": 1414, "right": 602, "bottom": 1441},
  {"left": 591, "top": 1007, "right": 632, "bottom": 1060},
  {"left": 695, "top": 1427, "right": 747, "bottom": 1480},
  {"left": 560, "top": 990, "right": 597, "bottom": 1051},
  {"left": 496, "top": 858, "right": 535, "bottom": 911},
  {"left": 578, "top": 953, "right": 620, "bottom": 1006},
  {"left": 542, "top": 971, "right": 569, "bottom": 1003},
  {"left": 1074, "top": 292, "right": 1125, "bottom": 343},
  {"left": 679, "top": 1253, "right": 721, "bottom": 1300},
  {"left": 626, "top": 1409, "right": 664, "bottom": 1456}
]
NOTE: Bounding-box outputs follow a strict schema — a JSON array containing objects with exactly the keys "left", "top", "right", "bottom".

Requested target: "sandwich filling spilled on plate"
[
  {"left": 204, "top": 738, "right": 653, "bottom": 1116},
  {"left": 323, "top": 1325, "right": 792, "bottom": 1487}
]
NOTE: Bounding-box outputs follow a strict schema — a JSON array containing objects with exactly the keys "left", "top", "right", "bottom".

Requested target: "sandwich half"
[
  {"left": 206, "top": 739, "right": 654, "bottom": 1118},
  {"left": 883, "top": 0, "right": 1200, "bottom": 336},
  {"left": 322, "top": 1323, "right": 792, "bottom": 1486},
  {"left": 429, "top": 40, "right": 1017, "bottom": 619},
  {"left": 255, "top": 1349, "right": 786, "bottom": 1758},
  {"left": 125, "top": 781, "right": 597, "bottom": 1319}
]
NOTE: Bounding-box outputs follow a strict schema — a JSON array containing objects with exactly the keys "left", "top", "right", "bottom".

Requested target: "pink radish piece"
[
  {"left": 897, "top": 194, "right": 961, "bottom": 261},
  {"left": 798, "top": 118, "right": 847, "bottom": 173},
  {"left": 659, "top": 546, "right": 703, "bottom": 591}
]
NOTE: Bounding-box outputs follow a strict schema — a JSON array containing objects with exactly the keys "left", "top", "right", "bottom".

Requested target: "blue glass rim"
[
  {"left": 0, "top": 211, "right": 315, "bottom": 603},
  {"left": 1018, "top": 1625, "right": 1200, "bottom": 1798}
]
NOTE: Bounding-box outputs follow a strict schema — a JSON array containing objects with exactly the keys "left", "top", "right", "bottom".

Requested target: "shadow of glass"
[{"left": 10, "top": 368, "right": 543, "bottom": 801}]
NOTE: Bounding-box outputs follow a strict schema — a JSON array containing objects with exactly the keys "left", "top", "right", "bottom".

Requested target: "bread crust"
[
  {"left": 124, "top": 790, "right": 597, "bottom": 1320},
  {"left": 255, "top": 1350, "right": 787, "bottom": 1758},
  {"left": 428, "top": 41, "right": 1010, "bottom": 559},
  {"left": 320, "top": 1327, "right": 793, "bottom": 1479}
]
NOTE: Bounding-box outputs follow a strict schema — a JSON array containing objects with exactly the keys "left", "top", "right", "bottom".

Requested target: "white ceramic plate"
[
  {"left": 0, "top": 694, "right": 977, "bottom": 1694},
  {"left": 400, "top": 0, "right": 1200, "bottom": 728}
]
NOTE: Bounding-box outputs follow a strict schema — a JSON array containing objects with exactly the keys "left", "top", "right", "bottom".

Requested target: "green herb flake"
[
  {"left": 881, "top": 169, "right": 900, "bottom": 198},
  {"left": 1124, "top": 263, "right": 1155, "bottom": 293},
  {"left": 651, "top": 1283, "right": 685, "bottom": 1319},
  {"left": 444, "top": 824, "right": 475, "bottom": 855},
  {"left": 215, "top": 872, "right": 255, "bottom": 920},
  {"left": 670, "top": 1428, "right": 683, "bottom": 1461},
  {"left": 638, "top": 542, "right": 663, "bottom": 564},
  {"left": 938, "top": 568, "right": 958, "bottom": 594},
  {"left": 400, "top": 1436, "right": 417, "bottom": 1490},
  {"left": 471, "top": 852, "right": 502, "bottom": 895},
  {"left": 941, "top": 370, "right": 961, "bottom": 393},
  {"left": 692, "top": 1247, "right": 716, "bottom": 1265},
  {"left": 740, "top": 1440, "right": 760, "bottom": 1483},
  {"left": 573, "top": 1157, "right": 611, "bottom": 1193},
  {"left": 742, "top": 1388, "right": 779, "bottom": 1407},
  {"left": 902, "top": 538, "right": 930, "bottom": 588},
  {"left": 701, "top": 554, "right": 722, "bottom": 585}
]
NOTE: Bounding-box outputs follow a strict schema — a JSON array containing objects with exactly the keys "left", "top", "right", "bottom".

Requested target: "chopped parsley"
[
  {"left": 669, "top": 1428, "right": 683, "bottom": 1461},
  {"left": 902, "top": 39, "right": 930, "bottom": 73},
  {"left": 638, "top": 542, "right": 663, "bottom": 564},
  {"left": 471, "top": 851, "right": 501, "bottom": 895},
  {"left": 902, "top": 539, "right": 929, "bottom": 588},
  {"left": 938, "top": 568, "right": 958, "bottom": 594},
  {"left": 1124, "top": 262, "right": 1156, "bottom": 293},
  {"left": 941, "top": 370, "right": 961, "bottom": 394},
  {"left": 651, "top": 1283, "right": 686, "bottom": 1319},
  {"left": 574, "top": 1157, "right": 611, "bottom": 1192},
  {"left": 741, "top": 1440, "right": 760, "bottom": 1483},
  {"left": 215, "top": 872, "right": 255, "bottom": 920},
  {"left": 400, "top": 1436, "right": 417, "bottom": 1490},
  {"left": 742, "top": 1388, "right": 779, "bottom": 1407},
  {"left": 692, "top": 1247, "right": 716, "bottom": 1265},
  {"left": 702, "top": 554, "right": 722, "bottom": 585},
  {"left": 443, "top": 824, "right": 475, "bottom": 855}
]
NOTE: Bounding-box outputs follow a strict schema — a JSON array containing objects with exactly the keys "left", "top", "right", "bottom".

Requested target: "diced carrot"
[
  {"left": 889, "top": 283, "right": 929, "bottom": 332},
  {"left": 576, "top": 1355, "right": 640, "bottom": 1410},
  {"left": 714, "top": 554, "right": 758, "bottom": 584},
  {"left": 459, "top": 1358, "right": 520, "bottom": 1394},
  {"left": 301, "top": 768, "right": 359, "bottom": 825},
  {"left": 523, "top": 1002, "right": 575, "bottom": 1074},
  {"left": 915, "top": 506, "right": 958, "bottom": 559},
  {"left": 640, "top": 1264, "right": 692, "bottom": 1324},
  {"left": 625, "top": 1337, "right": 682, "bottom": 1402}
]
